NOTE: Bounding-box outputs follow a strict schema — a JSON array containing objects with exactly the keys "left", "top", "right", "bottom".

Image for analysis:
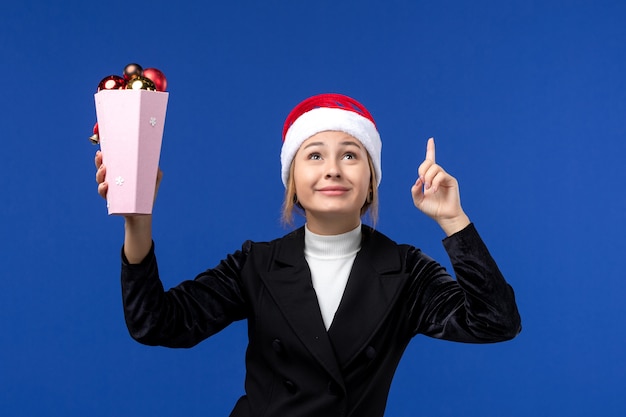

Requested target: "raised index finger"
[{"left": 425, "top": 137, "right": 436, "bottom": 163}]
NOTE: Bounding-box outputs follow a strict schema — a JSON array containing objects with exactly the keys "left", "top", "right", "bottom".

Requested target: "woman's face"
[{"left": 292, "top": 131, "right": 371, "bottom": 230}]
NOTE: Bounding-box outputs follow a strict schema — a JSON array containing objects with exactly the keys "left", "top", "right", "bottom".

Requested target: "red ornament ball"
[
  {"left": 123, "top": 63, "right": 143, "bottom": 80},
  {"left": 98, "top": 75, "right": 125, "bottom": 91},
  {"left": 142, "top": 67, "right": 167, "bottom": 92}
]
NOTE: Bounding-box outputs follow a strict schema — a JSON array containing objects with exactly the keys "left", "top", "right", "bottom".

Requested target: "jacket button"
[
  {"left": 284, "top": 380, "right": 298, "bottom": 394},
  {"left": 272, "top": 339, "right": 284, "bottom": 354},
  {"left": 365, "top": 346, "right": 377, "bottom": 360}
]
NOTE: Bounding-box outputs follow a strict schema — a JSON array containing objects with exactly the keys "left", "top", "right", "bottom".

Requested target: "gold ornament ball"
[{"left": 126, "top": 76, "right": 156, "bottom": 91}]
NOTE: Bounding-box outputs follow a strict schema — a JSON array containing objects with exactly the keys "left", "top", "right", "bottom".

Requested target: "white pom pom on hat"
[{"left": 281, "top": 93, "right": 382, "bottom": 187}]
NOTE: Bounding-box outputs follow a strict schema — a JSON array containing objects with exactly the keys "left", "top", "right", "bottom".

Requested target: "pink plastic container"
[{"left": 94, "top": 89, "right": 169, "bottom": 215}]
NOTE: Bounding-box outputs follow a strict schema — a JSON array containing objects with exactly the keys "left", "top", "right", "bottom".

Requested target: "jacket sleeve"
[
  {"left": 407, "top": 223, "right": 521, "bottom": 343},
  {"left": 121, "top": 241, "right": 251, "bottom": 348}
]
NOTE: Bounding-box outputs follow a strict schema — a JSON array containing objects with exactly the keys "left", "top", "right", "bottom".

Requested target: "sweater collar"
[{"left": 304, "top": 223, "right": 362, "bottom": 259}]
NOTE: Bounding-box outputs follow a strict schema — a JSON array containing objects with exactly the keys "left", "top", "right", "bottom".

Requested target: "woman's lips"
[{"left": 317, "top": 186, "right": 349, "bottom": 196}]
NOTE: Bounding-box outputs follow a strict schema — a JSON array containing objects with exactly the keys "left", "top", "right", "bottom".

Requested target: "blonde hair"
[{"left": 281, "top": 155, "right": 379, "bottom": 228}]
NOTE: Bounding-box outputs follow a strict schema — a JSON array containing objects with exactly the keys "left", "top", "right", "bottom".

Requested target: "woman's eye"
[
  {"left": 343, "top": 153, "right": 356, "bottom": 160},
  {"left": 308, "top": 153, "right": 322, "bottom": 160}
]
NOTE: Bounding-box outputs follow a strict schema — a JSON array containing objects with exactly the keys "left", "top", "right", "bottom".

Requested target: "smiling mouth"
[{"left": 317, "top": 187, "right": 349, "bottom": 196}]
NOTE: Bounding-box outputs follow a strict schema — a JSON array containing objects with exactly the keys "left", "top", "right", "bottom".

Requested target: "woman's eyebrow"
[
  {"left": 303, "top": 141, "right": 324, "bottom": 149},
  {"left": 303, "top": 140, "right": 363, "bottom": 150},
  {"left": 340, "top": 141, "right": 363, "bottom": 149}
]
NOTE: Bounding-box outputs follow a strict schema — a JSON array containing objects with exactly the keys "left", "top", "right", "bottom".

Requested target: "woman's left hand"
[{"left": 411, "top": 138, "right": 471, "bottom": 236}]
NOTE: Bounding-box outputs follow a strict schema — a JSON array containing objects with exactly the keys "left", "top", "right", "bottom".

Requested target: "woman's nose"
[{"left": 325, "top": 161, "right": 341, "bottom": 178}]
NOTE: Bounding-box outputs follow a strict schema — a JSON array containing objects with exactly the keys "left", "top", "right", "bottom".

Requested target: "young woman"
[{"left": 95, "top": 93, "right": 521, "bottom": 417}]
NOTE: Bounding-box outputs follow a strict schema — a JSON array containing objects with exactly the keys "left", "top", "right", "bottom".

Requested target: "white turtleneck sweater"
[{"left": 304, "top": 224, "right": 362, "bottom": 330}]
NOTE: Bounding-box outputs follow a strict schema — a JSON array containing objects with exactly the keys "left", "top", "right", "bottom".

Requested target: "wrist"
[
  {"left": 438, "top": 213, "right": 470, "bottom": 236},
  {"left": 124, "top": 214, "right": 152, "bottom": 229},
  {"left": 123, "top": 215, "right": 153, "bottom": 264}
]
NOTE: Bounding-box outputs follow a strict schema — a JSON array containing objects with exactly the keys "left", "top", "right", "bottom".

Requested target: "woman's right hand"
[{"left": 94, "top": 150, "right": 163, "bottom": 202}]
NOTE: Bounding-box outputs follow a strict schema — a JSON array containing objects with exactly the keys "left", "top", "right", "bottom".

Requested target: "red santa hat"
[{"left": 281, "top": 93, "right": 382, "bottom": 187}]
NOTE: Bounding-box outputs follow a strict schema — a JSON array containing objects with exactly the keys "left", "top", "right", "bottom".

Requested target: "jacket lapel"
[
  {"left": 327, "top": 226, "right": 409, "bottom": 367},
  {"left": 259, "top": 227, "right": 345, "bottom": 386}
]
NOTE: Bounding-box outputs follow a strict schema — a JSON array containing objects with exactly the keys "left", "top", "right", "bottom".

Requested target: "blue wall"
[{"left": 1, "top": 1, "right": 624, "bottom": 415}]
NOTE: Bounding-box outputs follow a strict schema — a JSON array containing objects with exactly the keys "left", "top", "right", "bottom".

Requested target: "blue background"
[{"left": 1, "top": 1, "right": 624, "bottom": 416}]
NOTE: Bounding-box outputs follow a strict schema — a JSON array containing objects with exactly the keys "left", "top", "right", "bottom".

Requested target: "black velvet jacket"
[{"left": 121, "top": 224, "right": 521, "bottom": 417}]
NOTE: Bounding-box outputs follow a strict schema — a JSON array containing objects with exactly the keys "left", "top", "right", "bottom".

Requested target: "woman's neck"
[{"left": 304, "top": 212, "right": 361, "bottom": 235}]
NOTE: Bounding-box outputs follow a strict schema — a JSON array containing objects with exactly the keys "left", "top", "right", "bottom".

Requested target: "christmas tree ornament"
[
  {"left": 89, "top": 122, "right": 100, "bottom": 144},
  {"left": 126, "top": 76, "right": 156, "bottom": 91},
  {"left": 142, "top": 67, "right": 167, "bottom": 92},
  {"left": 98, "top": 75, "right": 125, "bottom": 91},
  {"left": 123, "top": 63, "right": 143, "bottom": 80}
]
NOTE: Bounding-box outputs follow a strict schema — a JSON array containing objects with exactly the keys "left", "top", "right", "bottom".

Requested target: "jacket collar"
[
  {"left": 260, "top": 225, "right": 408, "bottom": 384},
  {"left": 274, "top": 225, "right": 403, "bottom": 272},
  {"left": 327, "top": 226, "right": 408, "bottom": 366}
]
